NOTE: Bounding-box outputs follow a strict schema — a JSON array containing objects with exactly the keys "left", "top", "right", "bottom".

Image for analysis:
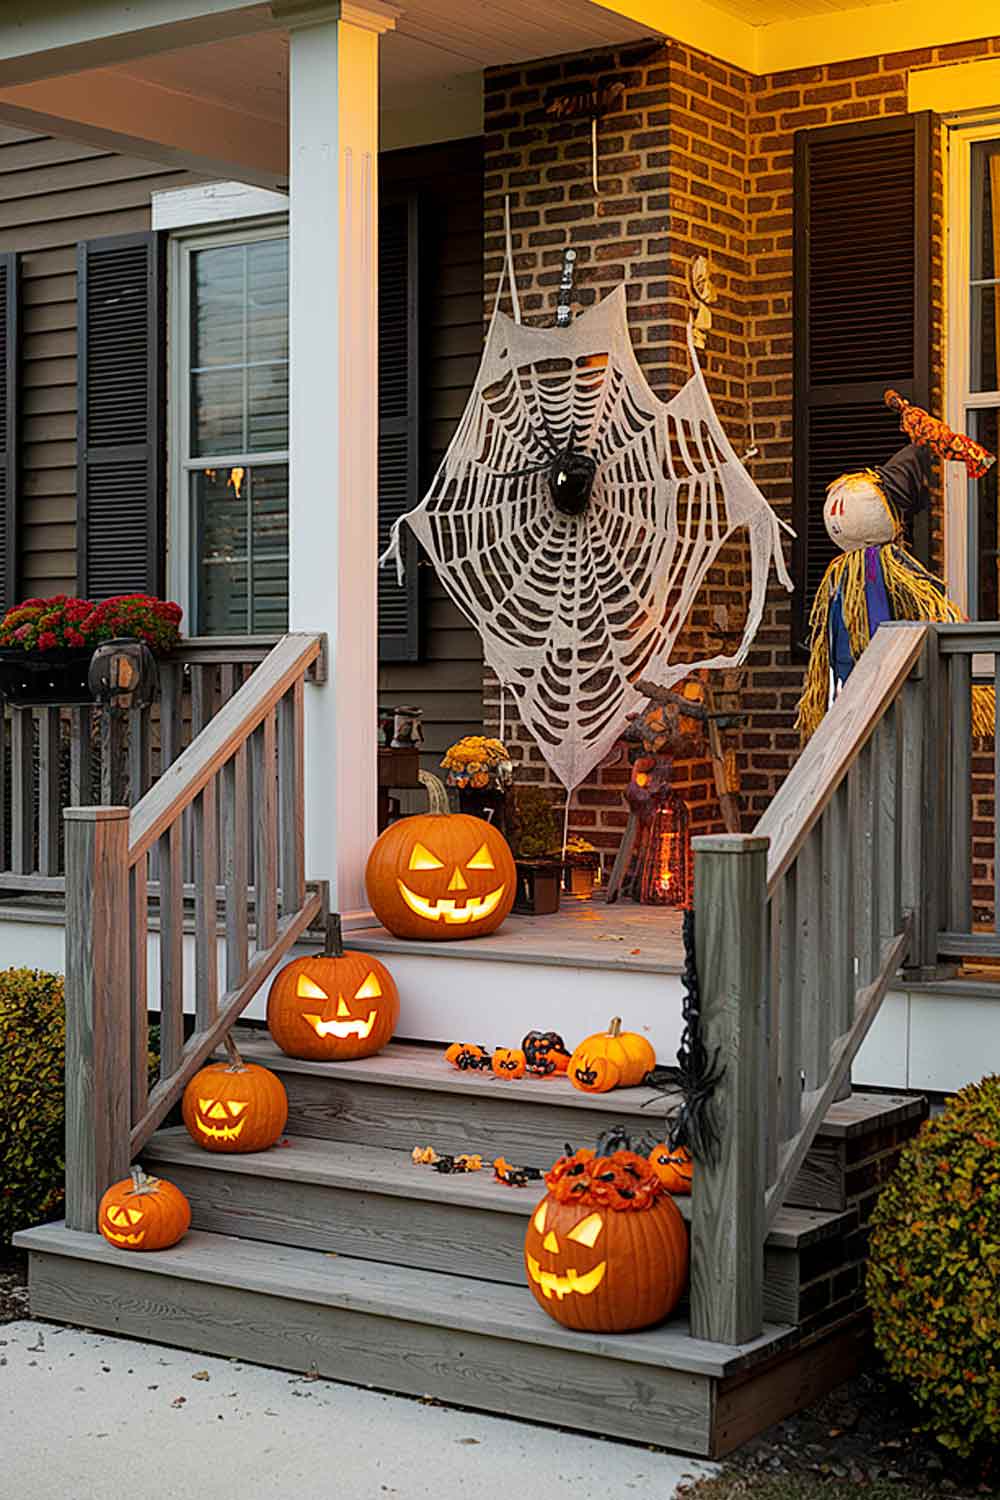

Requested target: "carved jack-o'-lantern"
[
  {"left": 181, "top": 1035, "right": 288, "bottom": 1153},
  {"left": 524, "top": 1150, "right": 689, "bottom": 1332},
  {"left": 365, "top": 812, "right": 516, "bottom": 941},
  {"left": 268, "top": 916, "right": 399, "bottom": 1062},
  {"left": 98, "top": 1167, "right": 191, "bottom": 1252}
]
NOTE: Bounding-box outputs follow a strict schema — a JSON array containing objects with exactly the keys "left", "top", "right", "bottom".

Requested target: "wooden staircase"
[{"left": 16, "top": 1038, "right": 924, "bottom": 1458}]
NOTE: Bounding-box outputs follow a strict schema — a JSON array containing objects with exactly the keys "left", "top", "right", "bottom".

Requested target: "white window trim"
[
  {"left": 154, "top": 182, "right": 289, "bottom": 233},
  {"left": 167, "top": 214, "right": 289, "bottom": 635},
  {"left": 946, "top": 117, "right": 1000, "bottom": 613}
]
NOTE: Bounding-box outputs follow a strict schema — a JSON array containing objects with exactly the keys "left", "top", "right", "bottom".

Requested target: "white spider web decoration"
[{"left": 383, "top": 284, "right": 793, "bottom": 792}]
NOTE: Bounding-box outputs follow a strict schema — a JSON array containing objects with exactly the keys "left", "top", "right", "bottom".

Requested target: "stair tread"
[
  {"left": 15, "top": 1221, "right": 794, "bottom": 1378},
  {"left": 143, "top": 1128, "right": 854, "bottom": 1248}
]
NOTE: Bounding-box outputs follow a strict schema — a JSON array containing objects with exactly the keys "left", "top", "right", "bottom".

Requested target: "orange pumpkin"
[
  {"left": 98, "top": 1167, "right": 190, "bottom": 1252},
  {"left": 492, "top": 1047, "right": 527, "bottom": 1079},
  {"left": 365, "top": 813, "right": 516, "bottom": 941},
  {"left": 568, "top": 1017, "right": 655, "bottom": 1094},
  {"left": 182, "top": 1035, "right": 288, "bottom": 1153},
  {"left": 648, "top": 1142, "right": 693, "bottom": 1194},
  {"left": 524, "top": 1150, "right": 689, "bottom": 1332},
  {"left": 268, "top": 916, "right": 399, "bottom": 1062},
  {"left": 444, "top": 1042, "right": 490, "bottom": 1071}
]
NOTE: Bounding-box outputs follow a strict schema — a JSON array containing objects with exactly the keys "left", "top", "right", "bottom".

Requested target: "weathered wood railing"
[
  {"left": 63, "top": 632, "right": 324, "bottom": 1232},
  {"left": 0, "top": 636, "right": 275, "bottom": 893},
  {"left": 690, "top": 620, "right": 937, "bottom": 1343}
]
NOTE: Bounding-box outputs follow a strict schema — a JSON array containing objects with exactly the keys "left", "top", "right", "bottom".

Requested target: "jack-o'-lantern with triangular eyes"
[
  {"left": 99, "top": 1167, "right": 191, "bottom": 1252},
  {"left": 523, "top": 1150, "right": 689, "bottom": 1333},
  {"left": 365, "top": 812, "right": 516, "bottom": 941},
  {"left": 181, "top": 1035, "right": 288, "bottom": 1153},
  {"left": 268, "top": 917, "right": 400, "bottom": 1061}
]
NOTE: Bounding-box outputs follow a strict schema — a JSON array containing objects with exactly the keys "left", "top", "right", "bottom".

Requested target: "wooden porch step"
[
  {"left": 15, "top": 1220, "right": 801, "bottom": 1457},
  {"left": 142, "top": 1128, "right": 856, "bottom": 1329}
]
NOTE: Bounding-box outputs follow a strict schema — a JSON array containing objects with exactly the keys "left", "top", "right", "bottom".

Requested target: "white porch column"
[{"left": 280, "top": 0, "right": 397, "bottom": 915}]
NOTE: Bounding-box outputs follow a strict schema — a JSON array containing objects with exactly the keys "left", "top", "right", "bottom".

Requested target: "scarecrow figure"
[{"left": 796, "top": 391, "right": 996, "bottom": 742}]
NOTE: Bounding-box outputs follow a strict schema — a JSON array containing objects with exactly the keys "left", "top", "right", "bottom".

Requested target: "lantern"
[{"left": 636, "top": 787, "right": 691, "bottom": 907}]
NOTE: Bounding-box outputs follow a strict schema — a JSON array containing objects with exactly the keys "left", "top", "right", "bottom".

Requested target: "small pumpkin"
[
  {"left": 182, "top": 1035, "right": 288, "bottom": 1153},
  {"left": 98, "top": 1167, "right": 191, "bottom": 1252},
  {"left": 524, "top": 1149, "right": 689, "bottom": 1332},
  {"left": 365, "top": 812, "right": 516, "bottom": 941},
  {"left": 568, "top": 1017, "right": 655, "bottom": 1094},
  {"left": 444, "top": 1042, "right": 491, "bottom": 1071},
  {"left": 648, "top": 1142, "right": 693, "bottom": 1195},
  {"left": 267, "top": 915, "right": 399, "bottom": 1062},
  {"left": 492, "top": 1046, "right": 527, "bottom": 1079},
  {"left": 522, "top": 1030, "right": 571, "bottom": 1076}
]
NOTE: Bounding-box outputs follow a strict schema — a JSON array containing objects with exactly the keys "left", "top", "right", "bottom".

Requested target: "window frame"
[
  {"left": 946, "top": 117, "right": 1000, "bottom": 615},
  {"left": 167, "top": 214, "right": 289, "bottom": 637}
]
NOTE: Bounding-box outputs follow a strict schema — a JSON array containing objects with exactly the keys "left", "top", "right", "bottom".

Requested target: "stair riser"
[
  {"left": 27, "top": 1248, "right": 716, "bottom": 1455},
  {"left": 279, "top": 1073, "right": 667, "bottom": 1161},
  {"left": 153, "top": 1155, "right": 804, "bottom": 1328}
]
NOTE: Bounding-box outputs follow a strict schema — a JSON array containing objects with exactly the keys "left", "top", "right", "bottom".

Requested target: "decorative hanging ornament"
[{"left": 382, "top": 256, "right": 793, "bottom": 794}]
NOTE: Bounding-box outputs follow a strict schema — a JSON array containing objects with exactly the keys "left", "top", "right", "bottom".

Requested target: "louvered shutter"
[
  {"left": 0, "top": 253, "right": 19, "bottom": 613},
  {"left": 378, "top": 193, "right": 421, "bottom": 661},
  {"left": 77, "top": 232, "right": 166, "bottom": 598},
  {"left": 792, "top": 112, "right": 932, "bottom": 651}
]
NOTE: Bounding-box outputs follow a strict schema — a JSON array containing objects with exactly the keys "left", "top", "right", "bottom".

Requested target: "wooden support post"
[
  {"left": 690, "top": 833, "right": 769, "bottom": 1346},
  {"left": 64, "top": 806, "right": 131, "bottom": 1232}
]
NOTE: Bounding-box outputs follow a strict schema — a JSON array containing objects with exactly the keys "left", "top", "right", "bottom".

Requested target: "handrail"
[{"left": 756, "top": 621, "right": 928, "bottom": 894}]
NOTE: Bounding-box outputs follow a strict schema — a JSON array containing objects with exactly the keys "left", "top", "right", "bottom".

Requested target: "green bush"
[
  {"left": 867, "top": 1075, "right": 1000, "bottom": 1456},
  {"left": 0, "top": 968, "right": 66, "bottom": 1244}
]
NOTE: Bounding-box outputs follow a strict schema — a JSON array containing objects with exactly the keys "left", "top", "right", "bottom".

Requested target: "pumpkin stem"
[
  {"left": 127, "top": 1165, "right": 159, "bottom": 1196},
  {"left": 609, "top": 1016, "right": 622, "bottom": 1038},
  {"left": 324, "top": 912, "right": 344, "bottom": 958},
  {"left": 419, "top": 769, "right": 450, "bottom": 815},
  {"left": 222, "top": 1032, "right": 247, "bottom": 1072}
]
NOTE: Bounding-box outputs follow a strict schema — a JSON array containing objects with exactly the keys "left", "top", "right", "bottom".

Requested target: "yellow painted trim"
[
  {"left": 591, "top": 0, "right": 1000, "bottom": 77},
  {"left": 909, "top": 57, "right": 1000, "bottom": 114}
]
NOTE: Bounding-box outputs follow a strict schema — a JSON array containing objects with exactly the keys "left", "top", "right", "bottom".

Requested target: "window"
[
  {"left": 947, "top": 126, "right": 1000, "bottom": 618},
  {"left": 171, "top": 223, "right": 288, "bottom": 635}
]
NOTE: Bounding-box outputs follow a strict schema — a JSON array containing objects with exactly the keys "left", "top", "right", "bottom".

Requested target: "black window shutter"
[
  {"left": 792, "top": 111, "right": 932, "bottom": 652},
  {"left": 378, "top": 192, "right": 421, "bottom": 661},
  {"left": 0, "top": 252, "right": 19, "bottom": 614},
  {"left": 77, "top": 231, "right": 166, "bottom": 599}
]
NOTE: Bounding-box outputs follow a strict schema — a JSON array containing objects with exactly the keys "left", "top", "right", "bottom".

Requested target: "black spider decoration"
[{"left": 491, "top": 416, "right": 599, "bottom": 517}]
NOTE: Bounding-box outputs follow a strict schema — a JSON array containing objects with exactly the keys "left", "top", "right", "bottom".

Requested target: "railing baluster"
[
  {"left": 823, "top": 778, "right": 854, "bottom": 1101},
  {"left": 158, "top": 820, "right": 185, "bottom": 1077},
  {"left": 128, "top": 705, "right": 152, "bottom": 804},
  {"left": 159, "top": 662, "right": 182, "bottom": 772},
  {"left": 852, "top": 736, "right": 879, "bottom": 988},
  {"left": 994, "top": 649, "right": 1000, "bottom": 939},
  {"left": 948, "top": 650, "right": 972, "bottom": 936},
  {"left": 10, "top": 708, "right": 34, "bottom": 874},
  {"left": 278, "top": 680, "right": 305, "bottom": 915},
  {"left": 0, "top": 708, "right": 7, "bottom": 870},
  {"left": 37, "top": 707, "right": 61, "bottom": 875},
  {"left": 130, "top": 851, "right": 149, "bottom": 1122},
  {"left": 70, "top": 706, "right": 94, "bottom": 807},
  {"left": 796, "top": 830, "right": 825, "bottom": 1091},
  {"left": 899, "top": 666, "right": 930, "bottom": 969},
  {"left": 193, "top": 778, "right": 219, "bottom": 1030},
  {"left": 253, "top": 712, "right": 278, "bottom": 948},
  {"left": 778, "top": 864, "right": 800, "bottom": 1146},
  {"left": 222, "top": 743, "right": 249, "bottom": 989},
  {"left": 875, "top": 705, "right": 902, "bottom": 946}
]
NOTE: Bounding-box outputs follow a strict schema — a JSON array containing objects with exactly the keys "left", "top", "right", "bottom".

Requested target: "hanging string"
[
  {"left": 561, "top": 788, "right": 572, "bottom": 861},
  {"left": 498, "top": 677, "right": 508, "bottom": 745},
  {"left": 504, "top": 197, "right": 521, "bottom": 326},
  {"left": 592, "top": 117, "right": 599, "bottom": 194}
]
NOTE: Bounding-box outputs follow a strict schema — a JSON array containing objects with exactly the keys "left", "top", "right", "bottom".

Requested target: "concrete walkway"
[{"left": 1, "top": 1320, "right": 717, "bottom": 1499}]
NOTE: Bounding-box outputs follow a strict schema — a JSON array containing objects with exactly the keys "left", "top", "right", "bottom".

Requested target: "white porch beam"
[
  {"left": 0, "top": 72, "right": 287, "bottom": 188},
  {"left": 0, "top": 1, "right": 278, "bottom": 87},
  {"left": 285, "top": 0, "right": 397, "bottom": 915}
]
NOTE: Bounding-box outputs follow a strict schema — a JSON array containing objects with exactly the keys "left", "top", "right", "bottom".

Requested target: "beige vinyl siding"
[
  {"left": 0, "top": 125, "right": 197, "bottom": 595},
  {"left": 378, "top": 139, "right": 485, "bottom": 767}
]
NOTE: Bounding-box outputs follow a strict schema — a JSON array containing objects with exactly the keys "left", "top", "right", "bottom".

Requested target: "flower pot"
[
  {"left": 564, "top": 863, "right": 597, "bottom": 900},
  {"left": 0, "top": 646, "right": 94, "bottom": 706},
  {"left": 514, "top": 858, "right": 562, "bottom": 916},
  {"left": 458, "top": 784, "right": 509, "bottom": 835}
]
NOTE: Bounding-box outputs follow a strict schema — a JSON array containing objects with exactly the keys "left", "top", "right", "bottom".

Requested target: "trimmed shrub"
[
  {"left": 0, "top": 968, "right": 66, "bottom": 1244},
  {"left": 868, "top": 1075, "right": 1000, "bottom": 1456}
]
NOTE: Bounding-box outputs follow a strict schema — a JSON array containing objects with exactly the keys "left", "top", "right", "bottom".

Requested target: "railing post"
[
  {"left": 64, "top": 806, "right": 131, "bottom": 1232},
  {"left": 690, "top": 833, "right": 769, "bottom": 1345}
]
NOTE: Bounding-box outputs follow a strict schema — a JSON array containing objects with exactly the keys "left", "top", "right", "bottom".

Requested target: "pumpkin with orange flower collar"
[
  {"left": 648, "top": 1142, "right": 693, "bottom": 1195},
  {"left": 365, "top": 812, "right": 516, "bottom": 941},
  {"left": 567, "top": 1017, "right": 655, "bottom": 1094},
  {"left": 182, "top": 1035, "right": 288, "bottom": 1153},
  {"left": 98, "top": 1167, "right": 191, "bottom": 1252},
  {"left": 524, "top": 1149, "right": 688, "bottom": 1332},
  {"left": 268, "top": 916, "right": 399, "bottom": 1062}
]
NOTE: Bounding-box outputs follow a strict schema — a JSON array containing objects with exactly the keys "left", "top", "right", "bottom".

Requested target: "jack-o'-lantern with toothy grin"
[
  {"left": 268, "top": 916, "right": 399, "bottom": 1061},
  {"left": 365, "top": 812, "right": 516, "bottom": 941},
  {"left": 181, "top": 1035, "right": 288, "bottom": 1153}
]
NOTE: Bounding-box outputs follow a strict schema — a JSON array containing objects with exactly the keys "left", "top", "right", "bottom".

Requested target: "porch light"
[
  {"left": 88, "top": 637, "right": 159, "bottom": 711},
  {"left": 637, "top": 788, "right": 692, "bottom": 908}
]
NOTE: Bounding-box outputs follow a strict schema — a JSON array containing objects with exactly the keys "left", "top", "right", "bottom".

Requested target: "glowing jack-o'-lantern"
[
  {"left": 181, "top": 1035, "right": 288, "bottom": 1153},
  {"left": 524, "top": 1150, "right": 689, "bottom": 1332},
  {"left": 267, "top": 916, "right": 399, "bottom": 1061},
  {"left": 365, "top": 812, "right": 516, "bottom": 941},
  {"left": 98, "top": 1166, "right": 191, "bottom": 1252}
]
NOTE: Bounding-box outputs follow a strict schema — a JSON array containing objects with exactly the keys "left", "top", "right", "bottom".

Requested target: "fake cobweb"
[{"left": 383, "top": 284, "right": 792, "bottom": 792}]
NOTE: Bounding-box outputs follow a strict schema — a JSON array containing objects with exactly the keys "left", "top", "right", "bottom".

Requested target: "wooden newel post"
[
  {"left": 64, "top": 806, "right": 132, "bottom": 1232},
  {"left": 690, "top": 833, "right": 769, "bottom": 1345}
]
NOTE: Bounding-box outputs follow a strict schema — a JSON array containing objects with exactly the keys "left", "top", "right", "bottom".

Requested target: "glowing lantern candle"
[{"left": 637, "top": 788, "right": 691, "bottom": 907}]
